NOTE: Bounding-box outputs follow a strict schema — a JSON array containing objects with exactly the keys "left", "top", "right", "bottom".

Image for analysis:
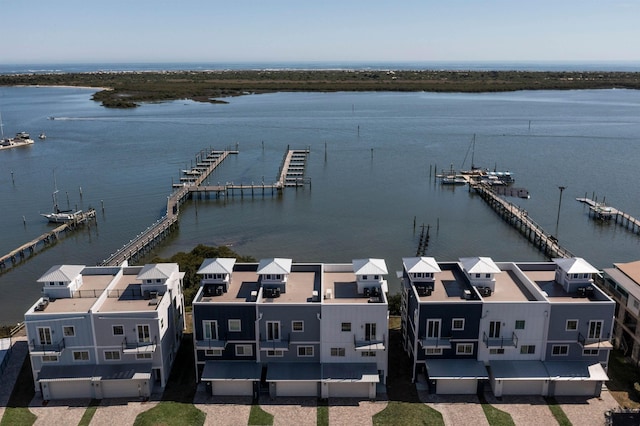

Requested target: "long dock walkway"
[
  {"left": 0, "top": 209, "right": 96, "bottom": 271},
  {"left": 577, "top": 198, "right": 640, "bottom": 233},
  {"left": 473, "top": 183, "right": 574, "bottom": 259},
  {"left": 102, "top": 146, "right": 311, "bottom": 267}
]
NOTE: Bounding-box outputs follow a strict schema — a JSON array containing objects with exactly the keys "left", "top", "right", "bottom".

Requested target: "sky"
[{"left": 3, "top": 0, "right": 639, "bottom": 64}]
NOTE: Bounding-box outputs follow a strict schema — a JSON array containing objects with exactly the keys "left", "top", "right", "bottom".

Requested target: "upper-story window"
[
  {"left": 485, "top": 274, "right": 491, "bottom": 278},
  {"left": 203, "top": 320, "right": 218, "bottom": 340},
  {"left": 362, "top": 275, "right": 368, "bottom": 280},
  {"left": 63, "top": 326, "right": 76, "bottom": 337},
  {"left": 341, "top": 322, "right": 351, "bottom": 332},
  {"left": 292, "top": 321, "right": 304, "bottom": 332},
  {"left": 37, "top": 327, "right": 52, "bottom": 345},
  {"left": 588, "top": 320, "right": 603, "bottom": 339},
  {"left": 228, "top": 319, "right": 241, "bottom": 332},
  {"left": 113, "top": 325, "right": 124, "bottom": 336},
  {"left": 566, "top": 320, "right": 578, "bottom": 331},
  {"left": 452, "top": 319, "right": 465, "bottom": 331},
  {"left": 137, "top": 325, "right": 151, "bottom": 343},
  {"left": 515, "top": 320, "right": 525, "bottom": 330}
]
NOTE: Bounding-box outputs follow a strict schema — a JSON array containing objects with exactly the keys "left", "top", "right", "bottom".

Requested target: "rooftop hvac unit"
[
  {"left": 325, "top": 289, "right": 333, "bottom": 299},
  {"left": 215, "top": 287, "right": 223, "bottom": 296},
  {"left": 577, "top": 287, "right": 587, "bottom": 297},
  {"left": 463, "top": 289, "right": 472, "bottom": 299},
  {"left": 364, "top": 288, "right": 371, "bottom": 297}
]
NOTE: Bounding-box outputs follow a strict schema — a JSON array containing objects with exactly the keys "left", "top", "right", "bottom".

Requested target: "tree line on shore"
[{"left": 1, "top": 69, "right": 639, "bottom": 108}]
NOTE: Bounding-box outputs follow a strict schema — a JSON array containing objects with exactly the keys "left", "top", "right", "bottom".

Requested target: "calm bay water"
[{"left": 1, "top": 86, "right": 640, "bottom": 323}]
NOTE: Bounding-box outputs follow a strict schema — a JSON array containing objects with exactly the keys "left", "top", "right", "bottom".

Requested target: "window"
[
  {"left": 425, "top": 348, "right": 443, "bottom": 355},
  {"left": 330, "top": 347, "right": 346, "bottom": 357},
  {"left": 266, "top": 350, "right": 284, "bottom": 357},
  {"left": 63, "top": 326, "right": 75, "bottom": 337},
  {"left": 266, "top": 321, "right": 281, "bottom": 341},
  {"left": 489, "top": 321, "right": 501, "bottom": 338},
  {"left": 203, "top": 320, "right": 217, "bottom": 340},
  {"left": 515, "top": 320, "right": 525, "bottom": 330},
  {"left": 136, "top": 353, "right": 152, "bottom": 360},
  {"left": 228, "top": 319, "right": 241, "bottom": 332},
  {"left": 137, "top": 324, "right": 151, "bottom": 343},
  {"left": 456, "top": 343, "right": 473, "bottom": 355},
  {"left": 489, "top": 348, "right": 505, "bottom": 355},
  {"left": 365, "top": 323, "right": 377, "bottom": 341},
  {"left": 362, "top": 275, "right": 368, "bottom": 280},
  {"left": 552, "top": 345, "right": 569, "bottom": 356},
  {"left": 341, "top": 322, "right": 351, "bottom": 332},
  {"left": 361, "top": 351, "right": 376, "bottom": 357},
  {"left": 112, "top": 325, "right": 124, "bottom": 336},
  {"left": 292, "top": 321, "right": 304, "bottom": 332},
  {"left": 588, "top": 320, "right": 603, "bottom": 339},
  {"left": 104, "top": 350, "right": 121, "bottom": 361},
  {"left": 298, "top": 346, "right": 314, "bottom": 357},
  {"left": 485, "top": 273, "right": 491, "bottom": 279},
  {"left": 236, "top": 345, "right": 253, "bottom": 356},
  {"left": 520, "top": 345, "right": 535, "bottom": 354},
  {"left": 37, "top": 327, "right": 52, "bottom": 345},
  {"left": 634, "top": 300, "right": 640, "bottom": 309},
  {"left": 583, "top": 349, "right": 600, "bottom": 356},
  {"left": 426, "top": 319, "right": 441, "bottom": 338},
  {"left": 42, "top": 355, "right": 58, "bottom": 363},
  {"left": 73, "top": 351, "right": 90, "bottom": 361},
  {"left": 565, "top": 320, "right": 578, "bottom": 331},
  {"left": 205, "top": 349, "right": 222, "bottom": 357},
  {"left": 452, "top": 319, "right": 465, "bottom": 331}
]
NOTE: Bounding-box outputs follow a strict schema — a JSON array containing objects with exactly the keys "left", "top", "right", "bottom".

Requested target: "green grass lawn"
[
  {"left": 544, "top": 397, "right": 572, "bottom": 426},
  {"left": 0, "top": 408, "right": 37, "bottom": 426},
  {"left": 248, "top": 404, "right": 274, "bottom": 425},
  {"left": 133, "top": 401, "right": 205, "bottom": 426},
  {"left": 317, "top": 399, "right": 329, "bottom": 426},
  {"left": 478, "top": 393, "right": 514, "bottom": 426},
  {"left": 373, "top": 401, "right": 443, "bottom": 425}
]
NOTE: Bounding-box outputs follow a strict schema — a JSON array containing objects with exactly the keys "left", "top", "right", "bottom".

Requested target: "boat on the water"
[
  {"left": 0, "top": 114, "right": 35, "bottom": 150},
  {"left": 41, "top": 172, "right": 82, "bottom": 223},
  {"left": 39, "top": 132, "right": 46, "bottom": 140}
]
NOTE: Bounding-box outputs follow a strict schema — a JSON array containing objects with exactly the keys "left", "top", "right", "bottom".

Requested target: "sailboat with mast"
[
  {"left": 41, "top": 172, "right": 82, "bottom": 223},
  {"left": 0, "top": 112, "right": 34, "bottom": 150}
]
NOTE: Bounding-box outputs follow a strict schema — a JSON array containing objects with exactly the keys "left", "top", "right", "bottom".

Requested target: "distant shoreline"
[{"left": 2, "top": 69, "right": 639, "bottom": 108}]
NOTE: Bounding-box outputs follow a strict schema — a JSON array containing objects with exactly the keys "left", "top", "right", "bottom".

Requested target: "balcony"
[
  {"left": 259, "top": 333, "right": 290, "bottom": 351},
  {"left": 419, "top": 336, "right": 452, "bottom": 350},
  {"left": 122, "top": 336, "right": 157, "bottom": 354},
  {"left": 195, "top": 338, "right": 227, "bottom": 350},
  {"left": 577, "top": 332, "right": 613, "bottom": 349},
  {"left": 483, "top": 331, "right": 518, "bottom": 348},
  {"left": 29, "top": 338, "right": 65, "bottom": 355},
  {"left": 354, "top": 334, "right": 386, "bottom": 351}
]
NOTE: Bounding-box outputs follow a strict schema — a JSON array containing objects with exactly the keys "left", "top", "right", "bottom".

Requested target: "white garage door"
[
  {"left": 502, "top": 380, "right": 544, "bottom": 395},
  {"left": 436, "top": 379, "right": 477, "bottom": 395},
  {"left": 46, "top": 380, "right": 92, "bottom": 399},
  {"left": 276, "top": 381, "right": 318, "bottom": 397},
  {"left": 554, "top": 381, "right": 597, "bottom": 397},
  {"left": 101, "top": 379, "right": 145, "bottom": 398},
  {"left": 329, "top": 382, "right": 369, "bottom": 398},
  {"left": 211, "top": 381, "right": 253, "bottom": 396}
]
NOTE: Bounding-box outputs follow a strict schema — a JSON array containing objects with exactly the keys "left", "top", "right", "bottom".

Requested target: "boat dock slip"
[
  {"left": 277, "top": 148, "right": 311, "bottom": 187},
  {"left": 472, "top": 183, "right": 574, "bottom": 259},
  {"left": 577, "top": 198, "right": 640, "bottom": 233},
  {"left": 102, "top": 146, "right": 311, "bottom": 267},
  {"left": 0, "top": 209, "right": 96, "bottom": 271}
]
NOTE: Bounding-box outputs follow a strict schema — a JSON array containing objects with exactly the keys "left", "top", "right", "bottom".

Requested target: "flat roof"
[
  {"left": 33, "top": 274, "right": 114, "bottom": 314},
  {"left": 197, "top": 271, "right": 260, "bottom": 303},
  {"left": 260, "top": 271, "right": 317, "bottom": 304},
  {"left": 323, "top": 271, "right": 386, "bottom": 304},
  {"left": 489, "top": 269, "right": 536, "bottom": 302},
  {"left": 96, "top": 271, "right": 159, "bottom": 313},
  {"left": 416, "top": 267, "right": 478, "bottom": 302}
]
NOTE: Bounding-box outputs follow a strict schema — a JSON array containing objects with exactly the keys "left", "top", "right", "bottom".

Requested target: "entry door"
[
  {"left": 426, "top": 319, "right": 441, "bottom": 338},
  {"left": 38, "top": 327, "right": 52, "bottom": 345},
  {"left": 588, "top": 321, "right": 603, "bottom": 339},
  {"left": 365, "top": 323, "right": 377, "bottom": 341},
  {"left": 489, "top": 321, "right": 501, "bottom": 338},
  {"left": 267, "top": 321, "right": 280, "bottom": 341}
]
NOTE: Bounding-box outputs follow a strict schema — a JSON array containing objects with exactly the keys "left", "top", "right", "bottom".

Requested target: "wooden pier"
[
  {"left": 0, "top": 209, "right": 96, "bottom": 271},
  {"left": 102, "top": 146, "right": 311, "bottom": 267},
  {"left": 473, "top": 183, "right": 574, "bottom": 259},
  {"left": 277, "top": 148, "right": 311, "bottom": 187},
  {"left": 577, "top": 198, "right": 640, "bottom": 233}
]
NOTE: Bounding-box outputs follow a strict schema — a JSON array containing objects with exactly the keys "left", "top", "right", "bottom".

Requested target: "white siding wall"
[{"left": 477, "top": 302, "right": 548, "bottom": 362}]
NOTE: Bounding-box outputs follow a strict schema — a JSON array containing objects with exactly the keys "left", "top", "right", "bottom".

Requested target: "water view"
[{"left": 1, "top": 86, "right": 639, "bottom": 323}]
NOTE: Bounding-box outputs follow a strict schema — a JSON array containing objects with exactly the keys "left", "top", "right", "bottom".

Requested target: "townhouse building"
[
  {"left": 401, "top": 256, "right": 614, "bottom": 397},
  {"left": 192, "top": 258, "right": 388, "bottom": 399},
  {"left": 600, "top": 259, "right": 640, "bottom": 365},
  {"left": 24, "top": 262, "right": 185, "bottom": 400}
]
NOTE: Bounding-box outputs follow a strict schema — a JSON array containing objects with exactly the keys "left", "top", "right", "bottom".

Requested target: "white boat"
[
  {"left": 41, "top": 172, "right": 82, "bottom": 223},
  {"left": 39, "top": 133, "right": 46, "bottom": 140},
  {"left": 0, "top": 114, "right": 35, "bottom": 150},
  {"left": 441, "top": 176, "right": 467, "bottom": 185}
]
